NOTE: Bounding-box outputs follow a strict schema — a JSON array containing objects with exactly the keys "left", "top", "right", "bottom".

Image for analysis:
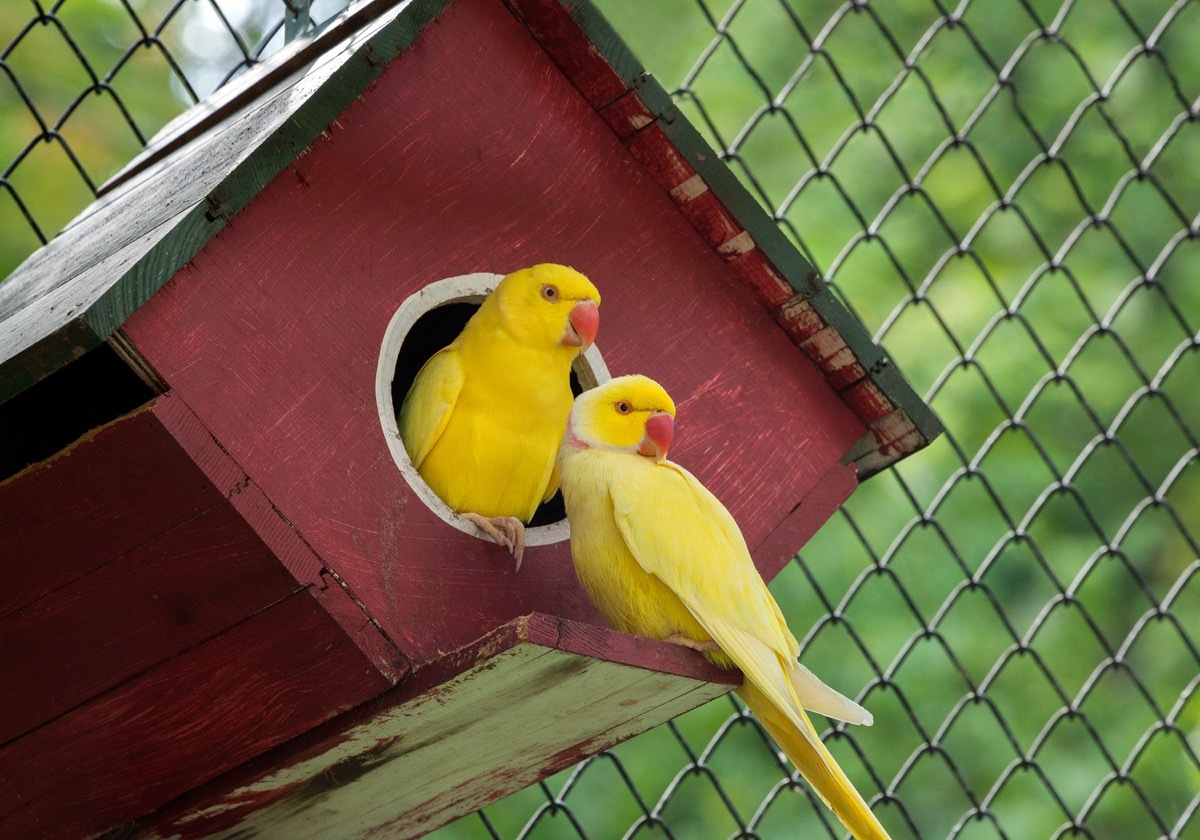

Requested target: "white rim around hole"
[{"left": 376, "top": 273, "right": 611, "bottom": 546}]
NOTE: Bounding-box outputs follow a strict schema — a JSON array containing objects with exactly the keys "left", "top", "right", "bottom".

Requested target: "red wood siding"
[
  {"left": 0, "top": 398, "right": 398, "bottom": 837},
  {"left": 122, "top": 0, "right": 865, "bottom": 668},
  {"left": 136, "top": 615, "right": 740, "bottom": 840},
  {"left": 0, "top": 502, "right": 300, "bottom": 744},
  {"left": 0, "top": 405, "right": 226, "bottom": 619},
  {"left": 0, "top": 590, "right": 390, "bottom": 838}
]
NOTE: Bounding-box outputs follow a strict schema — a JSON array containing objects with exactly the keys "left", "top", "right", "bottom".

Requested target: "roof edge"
[
  {"left": 1, "top": 0, "right": 943, "bottom": 475},
  {"left": 0, "top": 0, "right": 453, "bottom": 405},
  {"left": 505, "top": 0, "right": 944, "bottom": 476}
]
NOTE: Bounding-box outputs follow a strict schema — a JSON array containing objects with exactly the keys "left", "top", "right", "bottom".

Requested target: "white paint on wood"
[{"left": 375, "top": 273, "right": 611, "bottom": 546}]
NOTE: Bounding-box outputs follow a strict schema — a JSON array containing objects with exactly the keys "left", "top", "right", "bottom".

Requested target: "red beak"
[
  {"left": 563, "top": 301, "right": 600, "bottom": 351},
  {"left": 638, "top": 413, "right": 674, "bottom": 462}
]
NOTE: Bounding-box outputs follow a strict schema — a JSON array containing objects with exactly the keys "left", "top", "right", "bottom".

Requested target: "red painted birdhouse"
[{"left": 0, "top": 0, "right": 941, "bottom": 837}]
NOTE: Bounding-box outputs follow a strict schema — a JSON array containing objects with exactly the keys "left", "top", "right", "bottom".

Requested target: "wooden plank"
[
  {"left": 0, "top": 4, "right": 403, "bottom": 323},
  {"left": 503, "top": 0, "right": 635, "bottom": 107},
  {"left": 120, "top": 0, "right": 867, "bottom": 669},
  {"left": 151, "top": 391, "right": 411, "bottom": 682},
  {"left": 0, "top": 1, "right": 450, "bottom": 404},
  {"left": 0, "top": 589, "right": 392, "bottom": 839},
  {"left": 134, "top": 614, "right": 740, "bottom": 840},
  {"left": 0, "top": 404, "right": 229, "bottom": 620},
  {"left": 0, "top": 501, "right": 302, "bottom": 745},
  {"left": 751, "top": 459, "right": 859, "bottom": 582}
]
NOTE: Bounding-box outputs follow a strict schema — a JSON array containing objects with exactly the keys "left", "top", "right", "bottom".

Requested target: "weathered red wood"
[
  {"left": 0, "top": 404, "right": 228, "bottom": 619},
  {"left": 843, "top": 378, "right": 897, "bottom": 425},
  {"left": 625, "top": 122, "right": 698, "bottom": 192},
  {"left": 0, "top": 590, "right": 391, "bottom": 839},
  {"left": 121, "top": 0, "right": 866, "bottom": 668},
  {"left": 504, "top": 0, "right": 629, "bottom": 107},
  {"left": 149, "top": 390, "right": 247, "bottom": 497},
  {"left": 675, "top": 187, "right": 744, "bottom": 252},
  {"left": 729, "top": 248, "right": 796, "bottom": 310},
  {"left": 753, "top": 459, "right": 859, "bottom": 582},
  {"left": 152, "top": 391, "right": 411, "bottom": 680},
  {"left": 0, "top": 501, "right": 301, "bottom": 745},
  {"left": 134, "top": 614, "right": 740, "bottom": 840},
  {"left": 597, "top": 90, "right": 655, "bottom": 140}
]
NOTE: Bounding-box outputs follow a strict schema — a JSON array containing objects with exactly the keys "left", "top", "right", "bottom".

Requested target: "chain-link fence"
[{"left": 4, "top": 0, "right": 1198, "bottom": 838}]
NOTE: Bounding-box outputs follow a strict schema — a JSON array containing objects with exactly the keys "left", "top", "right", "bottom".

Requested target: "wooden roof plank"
[
  {"left": 0, "top": 589, "right": 392, "bottom": 839},
  {"left": 0, "top": 501, "right": 301, "bottom": 745},
  {"left": 136, "top": 614, "right": 740, "bottom": 840},
  {"left": 0, "top": 0, "right": 450, "bottom": 400},
  {"left": 0, "top": 404, "right": 228, "bottom": 618}
]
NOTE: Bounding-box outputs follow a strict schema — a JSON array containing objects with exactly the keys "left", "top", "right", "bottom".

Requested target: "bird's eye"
[
  {"left": 615, "top": 401, "right": 632, "bottom": 415},
  {"left": 541, "top": 284, "right": 559, "bottom": 301}
]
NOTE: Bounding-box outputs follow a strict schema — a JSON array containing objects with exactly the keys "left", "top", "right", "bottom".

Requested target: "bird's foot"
[
  {"left": 664, "top": 634, "right": 720, "bottom": 653},
  {"left": 461, "top": 512, "right": 526, "bottom": 571}
]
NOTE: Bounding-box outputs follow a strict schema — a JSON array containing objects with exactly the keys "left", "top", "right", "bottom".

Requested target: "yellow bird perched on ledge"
[
  {"left": 400, "top": 264, "right": 600, "bottom": 568},
  {"left": 558, "top": 374, "right": 890, "bottom": 840}
]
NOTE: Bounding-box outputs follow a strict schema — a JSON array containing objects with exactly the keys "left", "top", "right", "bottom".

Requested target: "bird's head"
[
  {"left": 565, "top": 375, "right": 676, "bottom": 463},
  {"left": 491, "top": 263, "right": 601, "bottom": 354}
]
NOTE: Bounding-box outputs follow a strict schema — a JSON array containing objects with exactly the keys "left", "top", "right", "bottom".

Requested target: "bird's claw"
[
  {"left": 664, "top": 634, "right": 721, "bottom": 653},
  {"left": 461, "top": 513, "right": 526, "bottom": 571}
]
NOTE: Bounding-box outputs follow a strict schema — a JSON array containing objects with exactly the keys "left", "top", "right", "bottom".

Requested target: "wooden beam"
[
  {"left": 0, "top": 590, "right": 392, "bottom": 839},
  {"left": 0, "top": 404, "right": 228, "bottom": 619},
  {"left": 0, "top": 501, "right": 301, "bottom": 745},
  {"left": 135, "top": 614, "right": 741, "bottom": 839}
]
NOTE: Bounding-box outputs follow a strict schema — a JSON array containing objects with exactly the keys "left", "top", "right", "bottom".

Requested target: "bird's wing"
[
  {"left": 610, "top": 460, "right": 870, "bottom": 725},
  {"left": 398, "top": 347, "right": 464, "bottom": 470}
]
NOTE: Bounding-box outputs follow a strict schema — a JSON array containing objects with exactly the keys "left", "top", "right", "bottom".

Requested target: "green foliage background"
[{"left": 3, "top": 0, "right": 1197, "bottom": 837}]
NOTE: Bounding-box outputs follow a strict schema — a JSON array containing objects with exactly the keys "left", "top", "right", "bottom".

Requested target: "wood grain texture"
[
  {"left": 135, "top": 614, "right": 740, "bottom": 840},
  {"left": 121, "top": 0, "right": 867, "bottom": 669},
  {"left": 0, "top": 404, "right": 228, "bottom": 619},
  {"left": 153, "top": 390, "right": 411, "bottom": 680},
  {"left": 0, "top": 0, "right": 444, "bottom": 404},
  {"left": 150, "top": 390, "right": 247, "bottom": 495},
  {"left": 503, "top": 0, "right": 633, "bottom": 107},
  {"left": 753, "top": 459, "right": 859, "bottom": 583},
  {"left": 0, "top": 590, "right": 390, "bottom": 839},
  {"left": 0, "top": 501, "right": 300, "bottom": 745}
]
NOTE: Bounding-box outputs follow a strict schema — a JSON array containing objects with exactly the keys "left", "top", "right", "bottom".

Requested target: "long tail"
[{"left": 737, "top": 680, "right": 891, "bottom": 840}]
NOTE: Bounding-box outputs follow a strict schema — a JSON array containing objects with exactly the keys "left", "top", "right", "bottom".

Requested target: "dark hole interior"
[
  {"left": 0, "top": 342, "right": 156, "bottom": 481},
  {"left": 390, "top": 301, "right": 582, "bottom": 528}
]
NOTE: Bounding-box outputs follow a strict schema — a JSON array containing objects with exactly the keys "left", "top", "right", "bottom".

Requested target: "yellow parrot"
[
  {"left": 558, "top": 374, "right": 891, "bottom": 840},
  {"left": 399, "top": 264, "right": 600, "bottom": 567}
]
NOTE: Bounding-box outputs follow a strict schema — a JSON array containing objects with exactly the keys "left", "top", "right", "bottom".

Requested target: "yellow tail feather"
[{"left": 737, "top": 681, "right": 892, "bottom": 840}]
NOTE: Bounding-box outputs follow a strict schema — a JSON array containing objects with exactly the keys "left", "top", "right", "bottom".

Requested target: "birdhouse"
[{"left": 0, "top": 0, "right": 942, "bottom": 837}]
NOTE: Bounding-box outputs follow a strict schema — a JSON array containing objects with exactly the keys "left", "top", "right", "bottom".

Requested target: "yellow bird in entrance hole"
[
  {"left": 558, "top": 375, "right": 891, "bottom": 840},
  {"left": 399, "top": 264, "right": 600, "bottom": 568}
]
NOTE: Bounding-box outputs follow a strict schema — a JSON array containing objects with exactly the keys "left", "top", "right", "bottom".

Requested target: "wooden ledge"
[{"left": 136, "top": 613, "right": 741, "bottom": 839}]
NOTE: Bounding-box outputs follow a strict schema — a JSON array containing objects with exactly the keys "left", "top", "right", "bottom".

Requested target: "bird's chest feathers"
[
  {"left": 421, "top": 339, "right": 572, "bottom": 518},
  {"left": 563, "top": 454, "right": 707, "bottom": 642},
  {"left": 450, "top": 342, "right": 570, "bottom": 443}
]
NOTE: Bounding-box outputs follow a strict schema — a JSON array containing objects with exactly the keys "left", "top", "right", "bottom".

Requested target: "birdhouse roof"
[{"left": 0, "top": 0, "right": 940, "bottom": 476}]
